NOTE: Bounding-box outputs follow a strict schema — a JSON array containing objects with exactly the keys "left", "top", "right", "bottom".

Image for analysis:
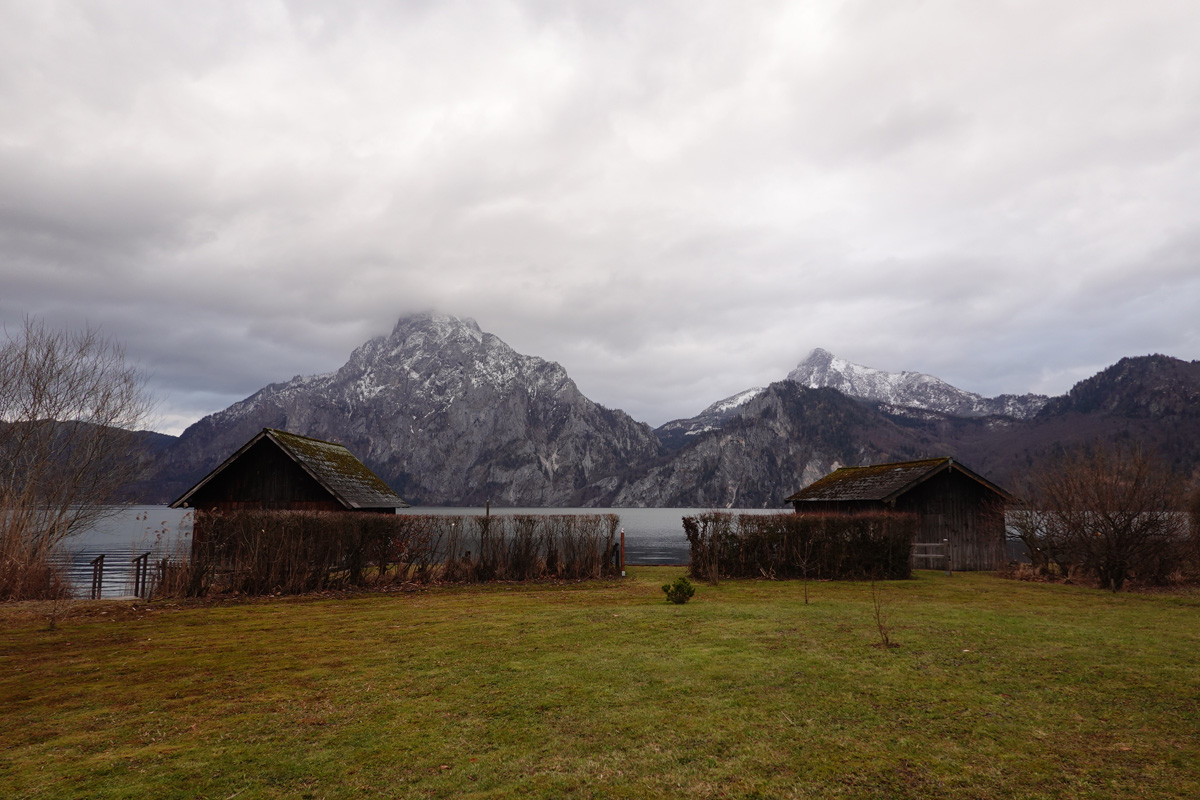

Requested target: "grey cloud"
[{"left": 1, "top": 1, "right": 1198, "bottom": 432}]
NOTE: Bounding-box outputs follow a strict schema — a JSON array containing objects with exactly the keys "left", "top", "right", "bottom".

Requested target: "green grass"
[{"left": 2, "top": 569, "right": 1199, "bottom": 799}]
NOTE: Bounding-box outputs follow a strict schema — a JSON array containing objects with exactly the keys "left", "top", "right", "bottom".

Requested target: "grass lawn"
[{"left": 2, "top": 568, "right": 1199, "bottom": 799}]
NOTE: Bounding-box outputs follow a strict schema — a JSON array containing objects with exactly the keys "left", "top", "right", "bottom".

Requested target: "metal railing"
[{"left": 70, "top": 551, "right": 164, "bottom": 599}]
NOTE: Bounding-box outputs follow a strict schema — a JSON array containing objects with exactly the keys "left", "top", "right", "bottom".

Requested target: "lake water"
[
  {"left": 52, "top": 506, "right": 196, "bottom": 599},
  {"left": 397, "top": 507, "right": 785, "bottom": 565},
  {"left": 59, "top": 506, "right": 785, "bottom": 597}
]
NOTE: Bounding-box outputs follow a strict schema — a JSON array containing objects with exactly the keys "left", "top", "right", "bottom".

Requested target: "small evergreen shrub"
[{"left": 662, "top": 576, "right": 695, "bottom": 604}]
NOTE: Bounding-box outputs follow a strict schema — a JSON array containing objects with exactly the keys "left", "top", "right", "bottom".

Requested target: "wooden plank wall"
[{"left": 897, "top": 472, "right": 1005, "bottom": 570}]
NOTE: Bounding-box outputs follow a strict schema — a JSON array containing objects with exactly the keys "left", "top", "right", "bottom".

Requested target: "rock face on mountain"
[
  {"left": 615, "top": 383, "right": 936, "bottom": 508},
  {"left": 627, "top": 353, "right": 1200, "bottom": 506},
  {"left": 788, "top": 348, "right": 1048, "bottom": 419},
  {"left": 156, "top": 313, "right": 663, "bottom": 506},
  {"left": 150, "top": 315, "right": 1200, "bottom": 508},
  {"left": 656, "top": 387, "right": 765, "bottom": 450}
]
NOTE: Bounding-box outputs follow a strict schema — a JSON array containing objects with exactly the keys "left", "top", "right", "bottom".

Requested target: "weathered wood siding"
[
  {"left": 186, "top": 438, "right": 344, "bottom": 512},
  {"left": 893, "top": 471, "right": 1006, "bottom": 571},
  {"left": 791, "top": 470, "right": 1006, "bottom": 571}
]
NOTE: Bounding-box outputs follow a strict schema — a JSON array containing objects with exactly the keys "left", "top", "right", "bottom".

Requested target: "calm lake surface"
[
  {"left": 397, "top": 507, "right": 785, "bottom": 565},
  {"left": 63, "top": 505, "right": 786, "bottom": 597},
  {"left": 55, "top": 506, "right": 196, "bottom": 599}
]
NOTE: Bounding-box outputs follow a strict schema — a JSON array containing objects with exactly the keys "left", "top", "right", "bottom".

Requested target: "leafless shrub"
[
  {"left": 0, "top": 318, "right": 153, "bottom": 600},
  {"left": 681, "top": 511, "right": 732, "bottom": 585},
  {"left": 683, "top": 512, "right": 916, "bottom": 584},
  {"left": 869, "top": 576, "right": 899, "bottom": 648},
  {"left": 42, "top": 594, "right": 75, "bottom": 631},
  {"left": 0, "top": 534, "right": 74, "bottom": 601},
  {"left": 1016, "top": 442, "right": 1188, "bottom": 591},
  {"left": 1187, "top": 482, "right": 1200, "bottom": 572},
  {"left": 164, "top": 511, "right": 620, "bottom": 597}
]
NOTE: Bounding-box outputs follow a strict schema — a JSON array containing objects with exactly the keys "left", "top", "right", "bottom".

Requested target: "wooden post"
[
  {"left": 620, "top": 528, "right": 626, "bottom": 577},
  {"left": 943, "top": 538, "right": 952, "bottom": 577},
  {"left": 89, "top": 554, "right": 104, "bottom": 600},
  {"left": 132, "top": 552, "right": 151, "bottom": 598}
]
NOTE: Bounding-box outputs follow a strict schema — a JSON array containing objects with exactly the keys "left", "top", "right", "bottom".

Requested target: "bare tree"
[
  {"left": 682, "top": 511, "right": 731, "bottom": 586},
  {"left": 1186, "top": 481, "right": 1200, "bottom": 574},
  {"left": 1021, "top": 442, "right": 1185, "bottom": 591},
  {"left": 0, "top": 318, "right": 154, "bottom": 600},
  {"left": 869, "top": 575, "right": 898, "bottom": 648},
  {"left": 1007, "top": 503, "right": 1073, "bottom": 577}
]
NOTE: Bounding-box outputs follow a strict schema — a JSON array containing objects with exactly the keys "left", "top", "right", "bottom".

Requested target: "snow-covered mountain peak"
[
  {"left": 791, "top": 349, "right": 919, "bottom": 392},
  {"left": 702, "top": 387, "right": 765, "bottom": 416},
  {"left": 654, "top": 387, "right": 766, "bottom": 448},
  {"left": 787, "top": 349, "right": 1048, "bottom": 419},
  {"left": 357, "top": 312, "right": 572, "bottom": 398},
  {"left": 166, "top": 311, "right": 661, "bottom": 506},
  {"left": 391, "top": 311, "right": 485, "bottom": 346}
]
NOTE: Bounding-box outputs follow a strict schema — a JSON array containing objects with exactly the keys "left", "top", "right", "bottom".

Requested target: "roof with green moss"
[
  {"left": 785, "top": 457, "right": 1009, "bottom": 504},
  {"left": 171, "top": 428, "right": 408, "bottom": 510},
  {"left": 265, "top": 429, "right": 408, "bottom": 509}
]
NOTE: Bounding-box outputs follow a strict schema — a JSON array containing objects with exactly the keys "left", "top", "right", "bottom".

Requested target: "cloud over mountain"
[{"left": 1, "top": 2, "right": 1198, "bottom": 434}]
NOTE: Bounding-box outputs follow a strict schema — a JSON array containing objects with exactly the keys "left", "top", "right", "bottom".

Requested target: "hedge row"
[
  {"left": 167, "top": 510, "right": 621, "bottom": 597},
  {"left": 683, "top": 512, "right": 917, "bottom": 582}
]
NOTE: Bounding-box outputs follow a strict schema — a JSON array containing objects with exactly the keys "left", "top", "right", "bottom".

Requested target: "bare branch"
[
  {"left": 0, "top": 318, "right": 154, "bottom": 599},
  {"left": 1017, "top": 441, "right": 1185, "bottom": 591}
]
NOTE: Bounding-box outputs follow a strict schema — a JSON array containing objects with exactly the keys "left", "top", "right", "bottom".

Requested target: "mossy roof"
[
  {"left": 265, "top": 429, "right": 408, "bottom": 510},
  {"left": 785, "top": 457, "right": 1009, "bottom": 504},
  {"left": 171, "top": 428, "right": 408, "bottom": 510}
]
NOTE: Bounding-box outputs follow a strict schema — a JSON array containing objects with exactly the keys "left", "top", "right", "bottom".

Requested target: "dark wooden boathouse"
[
  {"left": 785, "top": 457, "right": 1011, "bottom": 571},
  {"left": 169, "top": 428, "right": 407, "bottom": 515}
]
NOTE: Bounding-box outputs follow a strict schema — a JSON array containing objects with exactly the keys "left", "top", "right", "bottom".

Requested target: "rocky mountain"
[
  {"left": 952, "top": 354, "right": 1200, "bottom": 481},
  {"left": 147, "top": 313, "right": 1200, "bottom": 508},
  {"left": 787, "top": 348, "right": 1049, "bottom": 419},
  {"left": 656, "top": 387, "right": 765, "bottom": 450},
  {"left": 619, "top": 352, "right": 1200, "bottom": 508},
  {"left": 650, "top": 347, "right": 1048, "bottom": 461},
  {"left": 614, "top": 383, "right": 935, "bottom": 508},
  {"left": 1039, "top": 355, "right": 1200, "bottom": 418},
  {"left": 154, "top": 313, "right": 663, "bottom": 506}
]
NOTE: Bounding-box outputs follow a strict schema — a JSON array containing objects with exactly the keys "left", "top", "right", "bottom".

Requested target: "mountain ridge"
[
  {"left": 154, "top": 312, "right": 663, "bottom": 506},
  {"left": 145, "top": 313, "right": 1200, "bottom": 507},
  {"left": 787, "top": 347, "right": 1049, "bottom": 419},
  {"left": 653, "top": 347, "right": 1049, "bottom": 450}
]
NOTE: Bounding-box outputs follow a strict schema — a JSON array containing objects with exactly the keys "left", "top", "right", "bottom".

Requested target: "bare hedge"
[
  {"left": 166, "top": 510, "right": 621, "bottom": 597},
  {"left": 683, "top": 511, "right": 917, "bottom": 583}
]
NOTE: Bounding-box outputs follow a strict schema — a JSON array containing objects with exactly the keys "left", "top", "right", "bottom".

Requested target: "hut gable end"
[
  {"left": 185, "top": 437, "right": 336, "bottom": 510},
  {"left": 169, "top": 428, "right": 408, "bottom": 513}
]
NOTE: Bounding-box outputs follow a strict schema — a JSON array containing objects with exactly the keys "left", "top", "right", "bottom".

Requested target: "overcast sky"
[{"left": 3, "top": 1, "right": 1199, "bottom": 435}]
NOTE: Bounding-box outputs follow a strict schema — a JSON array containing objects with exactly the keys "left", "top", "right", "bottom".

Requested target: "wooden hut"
[
  {"left": 785, "top": 457, "right": 1011, "bottom": 571},
  {"left": 169, "top": 428, "right": 407, "bottom": 514}
]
